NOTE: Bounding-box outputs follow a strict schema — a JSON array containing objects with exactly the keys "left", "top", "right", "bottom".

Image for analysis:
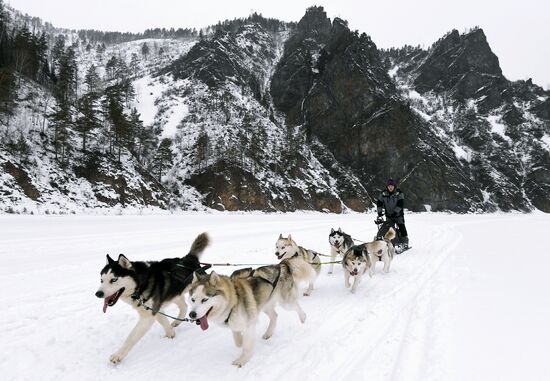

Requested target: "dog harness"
[{"left": 224, "top": 308, "right": 233, "bottom": 325}]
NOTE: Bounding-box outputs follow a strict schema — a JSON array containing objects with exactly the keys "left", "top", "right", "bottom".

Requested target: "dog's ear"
[
  {"left": 331, "top": 228, "right": 335, "bottom": 234},
  {"left": 209, "top": 271, "right": 220, "bottom": 285},
  {"left": 117, "top": 254, "right": 133, "bottom": 270},
  {"left": 278, "top": 233, "right": 283, "bottom": 240},
  {"left": 338, "top": 228, "right": 342, "bottom": 233},
  {"left": 288, "top": 234, "right": 297, "bottom": 246},
  {"left": 192, "top": 271, "right": 202, "bottom": 283},
  {"left": 106, "top": 254, "right": 115, "bottom": 265}
]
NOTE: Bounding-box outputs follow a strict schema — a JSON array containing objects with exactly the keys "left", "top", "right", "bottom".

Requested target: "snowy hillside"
[
  {"left": 150, "top": 24, "right": 370, "bottom": 212},
  {"left": 1, "top": 212, "right": 549, "bottom": 380},
  {"left": 0, "top": 1, "right": 198, "bottom": 213},
  {"left": 1, "top": 3, "right": 549, "bottom": 214}
]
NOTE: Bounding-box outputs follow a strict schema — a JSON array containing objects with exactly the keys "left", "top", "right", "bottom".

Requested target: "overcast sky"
[{"left": 8, "top": 0, "right": 550, "bottom": 88}]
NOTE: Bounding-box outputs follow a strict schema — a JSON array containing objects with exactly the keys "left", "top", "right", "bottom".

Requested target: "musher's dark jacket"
[{"left": 376, "top": 188, "right": 404, "bottom": 218}]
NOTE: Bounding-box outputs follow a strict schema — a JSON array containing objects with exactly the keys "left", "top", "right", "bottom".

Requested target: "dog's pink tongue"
[
  {"left": 103, "top": 299, "right": 109, "bottom": 313},
  {"left": 198, "top": 316, "right": 209, "bottom": 331}
]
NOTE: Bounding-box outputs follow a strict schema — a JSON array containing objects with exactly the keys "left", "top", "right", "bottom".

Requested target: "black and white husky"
[
  {"left": 328, "top": 228, "right": 354, "bottom": 274},
  {"left": 95, "top": 233, "right": 209, "bottom": 364},
  {"left": 342, "top": 244, "right": 373, "bottom": 294}
]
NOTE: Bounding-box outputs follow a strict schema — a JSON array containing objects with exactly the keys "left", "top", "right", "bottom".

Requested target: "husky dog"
[
  {"left": 230, "top": 263, "right": 307, "bottom": 323},
  {"left": 342, "top": 245, "right": 373, "bottom": 293},
  {"left": 366, "top": 228, "right": 396, "bottom": 274},
  {"left": 275, "top": 234, "right": 321, "bottom": 296},
  {"left": 328, "top": 228, "right": 354, "bottom": 274},
  {"left": 188, "top": 266, "right": 306, "bottom": 367},
  {"left": 95, "top": 232, "right": 209, "bottom": 364}
]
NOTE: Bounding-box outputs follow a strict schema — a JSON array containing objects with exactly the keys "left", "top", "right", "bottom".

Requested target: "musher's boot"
[{"left": 401, "top": 236, "right": 409, "bottom": 250}]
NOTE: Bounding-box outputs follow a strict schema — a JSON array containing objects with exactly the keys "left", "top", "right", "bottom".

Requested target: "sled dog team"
[{"left": 96, "top": 227, "right": 397, "bottom": 367}]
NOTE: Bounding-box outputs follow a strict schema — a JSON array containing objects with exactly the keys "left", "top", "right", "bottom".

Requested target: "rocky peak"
[
  {"left": 459, "top": 28, "right": 502, "bottom": 76},
  {"left": 295, "top": 6, "right": 332, "bottom": 40},
  {"left": 270, "top": 8, "right": 333, "bottom": 124},
  {"left": 414, "top": 28, "right": 503, "bottom": 97},
  {"left": 325, "top": 17, "right": 354, "bottom": 53}
]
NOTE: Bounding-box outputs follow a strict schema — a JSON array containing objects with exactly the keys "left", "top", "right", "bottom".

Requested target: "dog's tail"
[
  {"left": 384, "top": 228, "right": 396, "bottom": 241},
  {"left": 188, "top": 232, "right": 209, "bottom": 258}
]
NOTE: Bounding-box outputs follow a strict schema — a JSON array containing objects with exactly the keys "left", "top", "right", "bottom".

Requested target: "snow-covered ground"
[{"left": 1, "top": 212, "right": 549, "bottom": 381}]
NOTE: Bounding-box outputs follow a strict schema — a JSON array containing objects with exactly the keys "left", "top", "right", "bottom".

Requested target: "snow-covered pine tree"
[{"left": 152, "top": 138, "right": 173, "bottom": 180}]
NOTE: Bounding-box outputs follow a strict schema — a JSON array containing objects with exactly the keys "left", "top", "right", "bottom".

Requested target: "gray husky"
[
  {"left": 328, "top": 228, "right": 354, "bottom": 274},
  {"left": 275, "top": 234, "right": 321, "bottom": 296},
  {"left": 342, "top": 228, "right": 396, "bottom": 293},
  {"left": 187, "top": 265, "right": 306, "bottom": 367},
  {"left": 95, "top": 232, "right": 209, "bottom": 364}
]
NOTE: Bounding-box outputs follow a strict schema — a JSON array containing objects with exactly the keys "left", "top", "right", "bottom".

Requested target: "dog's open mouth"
[
  {"left": 196, "top": 307, "right": 213, "bottom": 331},
  {"left": 276, "top": 253, "right": 284, "bottom": 260},
  {"left": 334, "top": 242, "right": 341, "bottom": 248},
  {"left": 103, "top": 288, "right": 125, "bottom": 313},
  {"left": 351, "top": 270, "right": 358, "bottom": 276}
]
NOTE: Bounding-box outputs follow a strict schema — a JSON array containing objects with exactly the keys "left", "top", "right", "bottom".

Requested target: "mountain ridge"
[{"left": 1, "top": 3, "right": 548, "bottom": 213}]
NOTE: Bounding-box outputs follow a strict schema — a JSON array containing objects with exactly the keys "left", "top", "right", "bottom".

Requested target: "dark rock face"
[
  {"left": 270, "top": 6, "right": 332, "bottom": 125},
  {"left": 186, "top": 160, "right": 343, "bottom": 212},
  {"left": 303, "top": 21, "right": 395, "bottom": 158},
  {"left": 2, "top": 161, "right": 41, "bottom": 200},
  {"left": 525, "top": 153, "right": 550, "bottom": 212},
  {"left": 269, "top": 45, "right": 313, "bottom": 124},
  {"left": 532, "top": 98, "right": 550, "bottom": 120},
  {"left": 414, "top": 29, "right": 503, "bottom": 96},
  {"left": 309, "top": 140, "right": 371, "bottom": 211},
  {"left": 74, "top": 155, "right": 167, "bottom": 208},
  {"left": 271, "top": 12, "right": 486, "bottom": 212}
]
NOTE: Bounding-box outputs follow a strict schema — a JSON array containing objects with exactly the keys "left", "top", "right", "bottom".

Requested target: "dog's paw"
[
  {"left": 345, "top": 282, "right": 350, "bottom": 288},
  {"left": 262, "top": 333, "right": 272, "bottom": 340},
  {"left": 299, "top": 313, "right": 307, "bottom": 324},
  {"left": 109, "top": 353, "right": 124, "bottom": 364},
  {"left": 351, "top": 288, "right": 357, "bottom": 294},
  {"left": 165, "top": 330, "right": 176, "bottom": 339},
  {"left": 232, "top": 358, "right": 248, "bottom": 368},
  {"left": 171, "top": 321, "right": 181, "bottom": 328}
]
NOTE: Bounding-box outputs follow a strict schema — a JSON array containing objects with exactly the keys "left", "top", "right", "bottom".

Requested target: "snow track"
[{"left": 1, "top": 213, "right": 548, "bottom": 380}]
